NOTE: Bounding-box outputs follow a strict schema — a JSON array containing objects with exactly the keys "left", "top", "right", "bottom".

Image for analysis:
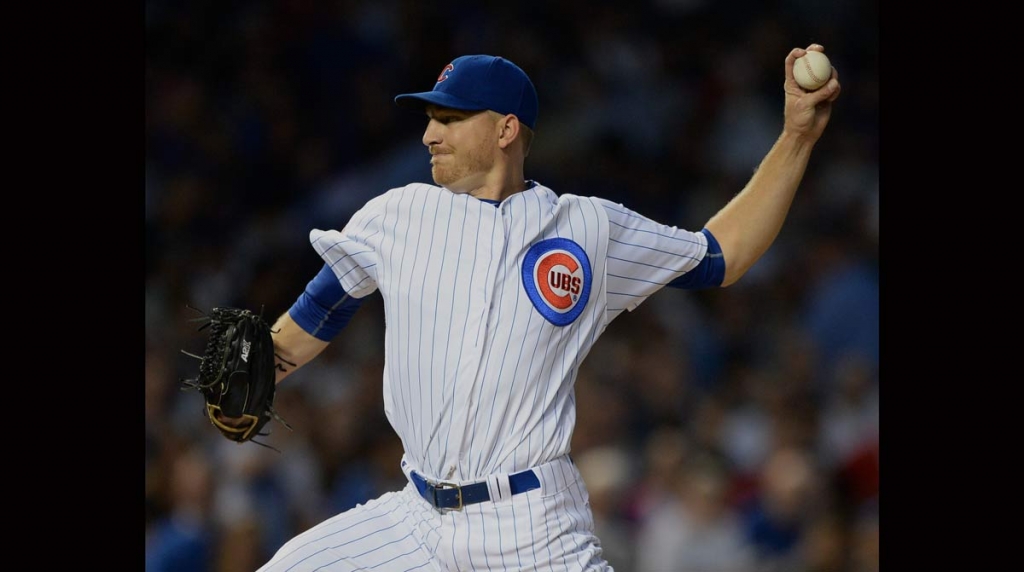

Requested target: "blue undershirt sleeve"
[
  {"left": 667, "top": 228, "right": 726, "bottom": 289},
  {"left": 287, "top": 264, "right": 366, "bottom": 341}
]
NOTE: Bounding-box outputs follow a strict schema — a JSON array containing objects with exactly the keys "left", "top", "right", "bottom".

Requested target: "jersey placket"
[{"left": 460, "top": 201, "right": 513, "bottom": 477}]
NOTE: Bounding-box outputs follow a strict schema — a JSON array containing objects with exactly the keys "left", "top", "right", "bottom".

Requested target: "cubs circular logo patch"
[{"left": 522, "top": 238, "right": 592, "bottom": 326}]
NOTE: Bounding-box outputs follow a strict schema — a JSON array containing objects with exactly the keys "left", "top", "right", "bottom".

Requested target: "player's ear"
[{"left": 496, "top": 113, "right": 521, "bottom": 150}]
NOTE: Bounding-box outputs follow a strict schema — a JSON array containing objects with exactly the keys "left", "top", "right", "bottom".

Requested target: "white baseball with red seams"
[{"left": 794, "top": 50, "right": 832, "bottom": 91}]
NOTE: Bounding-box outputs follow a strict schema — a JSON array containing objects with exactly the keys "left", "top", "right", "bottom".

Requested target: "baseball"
[{"left": 793, "top": 51, "right": 832, "bottom": 91}]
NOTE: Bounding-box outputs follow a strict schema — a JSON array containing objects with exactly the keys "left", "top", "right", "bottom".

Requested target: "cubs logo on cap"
[
  {"left": 394, "top": 54, "right": 539, "bottom": 130},
  {"left": 436, "top": 63, "right": 454, "bottom": 83},
  {"left": 522, "top": 238, "right": 592, "bottom": 326}
]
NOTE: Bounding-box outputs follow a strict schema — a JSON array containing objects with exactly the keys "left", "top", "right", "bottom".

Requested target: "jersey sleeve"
[
  {"left": 596, "top": 197, "right": 709, "bottom": 314},
  {"left": 308, "top": 193, "right": 387, "bottom": 299}
]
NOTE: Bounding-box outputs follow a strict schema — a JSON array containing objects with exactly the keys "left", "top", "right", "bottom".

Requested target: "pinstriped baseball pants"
[{"left": 256, "top": 455, "right": 613, "bottom": 571}]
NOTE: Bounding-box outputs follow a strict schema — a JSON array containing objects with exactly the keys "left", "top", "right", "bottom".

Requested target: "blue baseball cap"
[{"left": 394, "top": 55, "right": 539, "bottom": 130}]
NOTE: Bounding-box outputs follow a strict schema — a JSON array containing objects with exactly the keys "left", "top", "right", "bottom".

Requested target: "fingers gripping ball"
[
  {"left": 180, "top": 306, "right": 292, "bottom": 448},
  {"left": 794, "top": 51, "right": 832, "bottom": 91}
]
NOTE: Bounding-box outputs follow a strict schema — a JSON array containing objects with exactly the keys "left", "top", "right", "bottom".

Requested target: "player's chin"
[
  {"left": 432, "top": 168, "right": 480, "bottom": 194},
  {"left": 431, "top": 168, "right": 460, "bottom": 191}
]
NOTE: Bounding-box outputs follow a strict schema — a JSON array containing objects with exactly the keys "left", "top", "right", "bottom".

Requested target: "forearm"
[
  {"left": 271, "top": 311, "right": 329, "bottom": 384},
  {"left": 272, "top": 263, "right": 367, "bottom": 383},
  {"left": 704, "top": 130, "right": 815, "bottom": 286}
]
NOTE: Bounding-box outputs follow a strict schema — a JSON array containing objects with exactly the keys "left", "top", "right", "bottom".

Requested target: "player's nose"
[{"left": 422, "top": 120, "right": 442, "bottom": 147}]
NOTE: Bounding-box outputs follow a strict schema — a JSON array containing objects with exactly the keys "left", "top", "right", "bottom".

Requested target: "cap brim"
[{"left": 394, "top": 91, "right": 488, "bottom": 113}]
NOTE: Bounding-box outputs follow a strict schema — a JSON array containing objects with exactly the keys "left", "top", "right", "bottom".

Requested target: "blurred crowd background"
[{"left": 145, "top": 1, "right": 878, "bottom": 571}]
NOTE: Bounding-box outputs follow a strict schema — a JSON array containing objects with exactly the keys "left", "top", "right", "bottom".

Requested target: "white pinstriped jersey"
[{"left": 310, "top": 182, "right": 708, "bottom": 483}]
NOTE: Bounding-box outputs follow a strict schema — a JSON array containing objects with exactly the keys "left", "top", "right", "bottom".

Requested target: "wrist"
[{"left": 776, "top": 130, "right": 818, "bottom": 156}]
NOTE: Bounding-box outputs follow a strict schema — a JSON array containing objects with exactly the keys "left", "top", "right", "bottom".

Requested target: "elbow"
[
  {"left": 719, "top": 250, "right": 761, "bottom": 286},
  {"left": 710, "top": 237, "right": 759, "bottom": 288},
  {"left": 718, "top": 248, "right": 770, "bottom": 287},
  {"left": 717, "top": 247, "right": 751, "bottom": 287},
  {"left": 719, "top": 268, "right": 743, "bottom": 288}
]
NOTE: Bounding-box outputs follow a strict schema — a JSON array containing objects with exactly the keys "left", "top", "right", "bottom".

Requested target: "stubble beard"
[{"left": 432, "top": 145, "right": 493, "bottom": 193}]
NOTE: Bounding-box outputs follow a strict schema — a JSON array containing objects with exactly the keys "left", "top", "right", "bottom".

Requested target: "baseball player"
[{"left": 231, "top": 47, "right": 840, "bottom": 571}]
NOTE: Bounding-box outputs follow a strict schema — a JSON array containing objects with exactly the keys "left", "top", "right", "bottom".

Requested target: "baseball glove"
[{"left": 180, "top": 306, "right": 291, "bottom": 448}]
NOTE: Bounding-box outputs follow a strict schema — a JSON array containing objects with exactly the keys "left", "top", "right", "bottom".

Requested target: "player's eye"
[{"left": 429, "top": 111, "right": 472, "bottom": 125}]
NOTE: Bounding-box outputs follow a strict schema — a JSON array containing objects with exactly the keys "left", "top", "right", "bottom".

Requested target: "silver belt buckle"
[{"left": 434, "top": 481, "right": 464, "bottom": 511}]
